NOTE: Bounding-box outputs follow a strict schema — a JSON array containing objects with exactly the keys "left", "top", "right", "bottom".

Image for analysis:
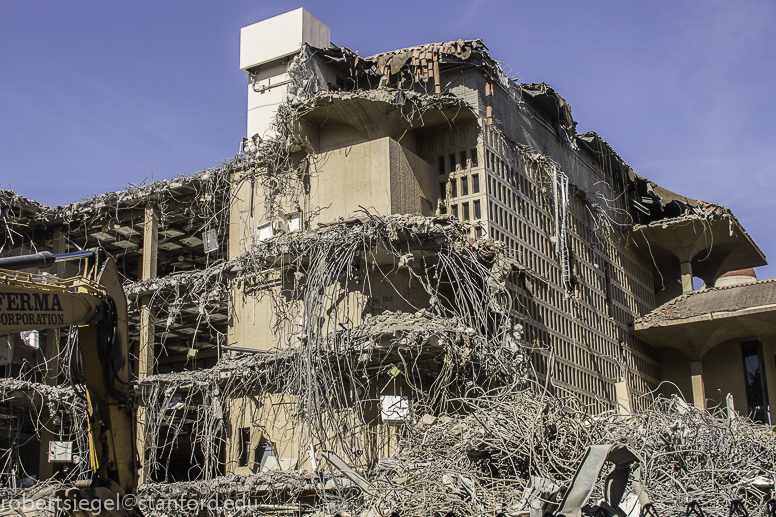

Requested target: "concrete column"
[
  {"left": 137, "top": 207, "right": 158, "bottom": 484},
  {"left": 680, "top": 261, "right": 693, "bottom": 295},
  {"left": 614, "top": 377, "right": 632, "bottom": 416},
  {"left": 691, "top": 361, "right": 706, "bottom": 411},
  {"left": 433, "top": 55, "right": 441, "bottom": 94},
  {"left": 138, "top": 207, "right": 158, "bottom": 376},
  {"left": 141, "top": 208, "right": 159, "bottom": 281}
]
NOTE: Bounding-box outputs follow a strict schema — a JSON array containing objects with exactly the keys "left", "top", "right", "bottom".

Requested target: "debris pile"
[
  {"left": 121, "top": 388, "right": 776, "bottom": 517},
  {"left": 364, "top": 392, "right": 776, "bottom": 517}
]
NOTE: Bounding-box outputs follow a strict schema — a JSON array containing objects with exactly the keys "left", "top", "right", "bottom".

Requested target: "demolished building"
[{"left": 1, "top": 7, "right": 775, "bottom": 516}]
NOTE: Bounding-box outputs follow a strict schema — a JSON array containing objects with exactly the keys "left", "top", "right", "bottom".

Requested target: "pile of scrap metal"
[
  {"left": 119, "top": 215, "right": 776, "bottom": 517},
  {"left": 86, "top": 387, "right": 776, "bottom": 517}
]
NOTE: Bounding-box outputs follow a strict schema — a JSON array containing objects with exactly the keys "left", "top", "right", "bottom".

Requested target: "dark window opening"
[
  {"left": 451, "top": 179, "right": 457, "bottom": 198},
  {"left": 462, "top": 202, "right": 470, "bottom": 221},
  {"left": 449, "top": 153, "right": 456, "bottom": 173},
  {"left": 255, "top": 439, "right": 275, "bottom": 472},
  {"left": 238, "top": 427, "right": 250, "bottom": 467},
  {"left": 461, "top": 177, "right": 469, "bottom": 196},
  {"left": 438, "top": 156, "right": 445, "bottom": 175},
  {"left": 742, "top": 340, "right": 769, "bottom": 423},
  {"left": 472, "top": 174, "right": 480, "bottom": 193},
  {"left": 439, "top": 182, "right": 447, "bottom": 198},
  {"left": 474, "top": 200, "right": 481, "bottom": 219},
  {"left": 460, "top": 151, "right": 468, "bottom": 169},
  {"left": 471, "top": 149, "right": 478, "bottom": 167},
  {"left": 451, "top": 204, "right": 459, "bottom": 219},
  {"left": 603, "top": 262, "right": 614, "bottom": 318}
]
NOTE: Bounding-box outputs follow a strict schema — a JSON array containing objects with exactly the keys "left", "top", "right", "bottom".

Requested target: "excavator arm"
[{"left": 0, "top": 251, "right": 139, "bottom": 515}]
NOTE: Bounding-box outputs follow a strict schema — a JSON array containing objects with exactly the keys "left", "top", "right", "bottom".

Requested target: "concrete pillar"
[
  {"left": 141, "top": 207, "right": 159, "bottom": 282},
  {"left": 691, "top": 361, "right": 706, "bottom": 411},
  {"left": 614, "top": 377, "right": 632, "bottom": 416},
  {"left": 433, "top": 55, "right": 441, "bottom": 94},
  {"left": 680, "top": 261, "right": 693, "bottom": 295},
  {"left": 138, "top": 207, "right": 158, "bottom": 376},
  {"left": 136, "top": 207, "right": 158, "bottom": 484}
]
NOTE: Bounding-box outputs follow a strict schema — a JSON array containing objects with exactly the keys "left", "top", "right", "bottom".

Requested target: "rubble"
[
  {"left": 123, "top": 388, "right": 776, "bottom": 517},
  {"left": 359, "top": 392, "right": 776, "bottom": 517}
]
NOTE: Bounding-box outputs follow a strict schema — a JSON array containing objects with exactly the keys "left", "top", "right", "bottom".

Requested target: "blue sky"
[{"left": 1, "top": 1, "right": 774, "bottom": 278}]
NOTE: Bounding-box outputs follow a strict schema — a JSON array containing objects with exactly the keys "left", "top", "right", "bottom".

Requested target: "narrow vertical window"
[
  {"left": 238, "top": 427, "right": 250, "bottom": 467},
  {"left": 451, "top": 204, "right": 459, "bottom": 218},
  {"left": 471, "top": 149, "right": 478, "bottom": 167},
  {"left": 472, "top": 174, "right": 480, "bottom": 193},
  {"left": 449, "top": 153, "right": 456, "bottom": 173},
  {"left": 461, "top": 177, "right": 469, "bottom": 196},
  {"left": 474, "top": 200, "right": 481, "bottom": 219},
  {"left": 460, "top": 151, "right": 468, "bottom": 169},
  {"left": 462, "top": 202, "right": 470, "bottom": 220},
  {"left": 438, "top": 156, "right": 445, "bottom": 175},
  {"left": 742, "top": 341, "right": 769, "bottom": 423},
  {"left": 601, "top": 262, "right": 611, "bottom": 314},
  {"left": 451, "top": 179, "right": 458, "bottom": 198}
]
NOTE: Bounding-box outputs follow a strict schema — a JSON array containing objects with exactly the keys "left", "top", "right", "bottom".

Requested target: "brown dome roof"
[{"left": 720, "top": 268, "right": 757, "bottom": 279}]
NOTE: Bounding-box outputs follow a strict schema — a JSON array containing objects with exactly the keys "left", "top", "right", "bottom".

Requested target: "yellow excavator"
[{"left": 0, "top": 250, "right": 139, "bottom": 516}]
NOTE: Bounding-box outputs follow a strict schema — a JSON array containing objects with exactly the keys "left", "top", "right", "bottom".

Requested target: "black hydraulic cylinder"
[
  {"left": 0, "top": 250, "right": 96, "bottom": 271},
  {"left": 0, "top": 251, "right": 56, "bottom": 271}
]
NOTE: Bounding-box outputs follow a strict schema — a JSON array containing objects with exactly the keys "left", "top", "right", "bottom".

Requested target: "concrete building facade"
[{"left": 1, "top": 7, "right": 774, "bottom": 502}]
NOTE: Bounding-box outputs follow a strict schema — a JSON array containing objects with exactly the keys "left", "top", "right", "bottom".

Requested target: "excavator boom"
[{"left": 0, "top": 252, "right": 138, "bottom": 515}]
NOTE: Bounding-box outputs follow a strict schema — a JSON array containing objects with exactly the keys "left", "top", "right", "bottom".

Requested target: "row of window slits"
[
  {"left": 482, "top": 137, "right": 661, "bottom": 405},
  {"left": 440, "top": 199, "right": 482, "bottom": 222},
  {"left": 440, "top": 174, "right": 480, "bottom": 198},
  {"left": 438, "top": 149, "right": 478, "bottom": 174}
]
